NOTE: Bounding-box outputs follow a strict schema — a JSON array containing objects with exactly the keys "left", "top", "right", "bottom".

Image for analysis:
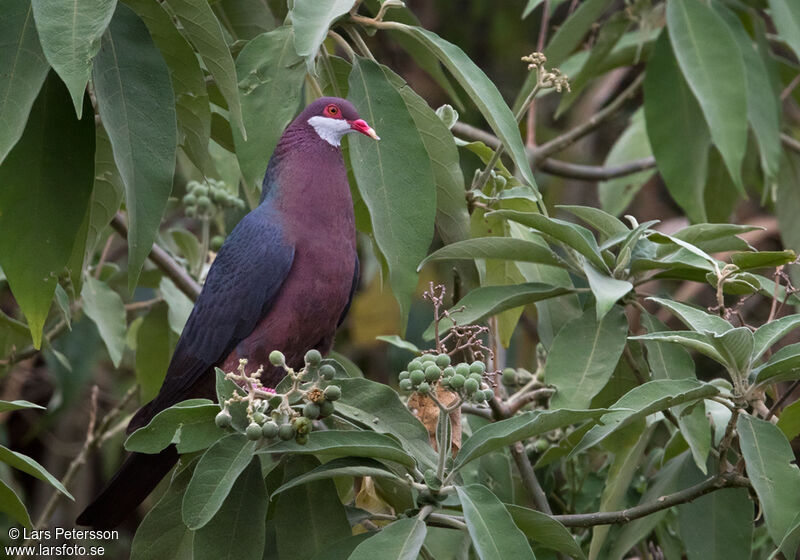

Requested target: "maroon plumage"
[{"left": 77, "top": 97, "right": 376, "bottom": 528}]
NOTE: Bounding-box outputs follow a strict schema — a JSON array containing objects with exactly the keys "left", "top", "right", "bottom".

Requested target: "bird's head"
[{"left": 301, "top": 97, "right": 380, "bottom": 147}]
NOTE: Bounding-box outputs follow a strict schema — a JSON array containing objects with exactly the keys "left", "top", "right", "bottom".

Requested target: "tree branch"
[
  {"left": 110, "top": 213, "right": 200, "bottom": 301},
  {"left": 510, "top": 441, "right": 553, "bottom": 514},
  {"left": 553, "top": 472, "right": 750, "bottom": 528},
  {"left": 451, "top": 122, "right": 656, "bottom": 182},
  {"left": 782, "top": 133, "right": 800, "bottom": 156}
]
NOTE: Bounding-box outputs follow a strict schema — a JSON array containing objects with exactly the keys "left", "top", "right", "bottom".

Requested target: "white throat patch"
[{"left": 307, "top": 116, "right": 353, "bottom": 146}]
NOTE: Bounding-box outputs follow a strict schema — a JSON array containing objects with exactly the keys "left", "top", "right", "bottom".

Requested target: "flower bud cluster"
[{"left": 215, "top": 349, "right": 341, "bottom": 445}]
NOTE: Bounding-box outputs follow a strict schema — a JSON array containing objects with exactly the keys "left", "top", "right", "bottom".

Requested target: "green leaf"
[
  {"left": 382, "top": 67, "right": 473, "bottom": 267},
  {"left": 641, "top": 314, "right": 696, "bottom": 382},
  {"left": 83, "top": 124, "right": 124, "bottom": 264},
  {"left": 644, "top": 32, "right": 709, "bottom": 223},
  {"left": 506, "top": 504, "right": 586, "bottom": 559},
  {"left": 777, "top": 398, "right": 800, "bottom": 441},
  {"left": 81, "top": 276, "right": 126, "bottom": 367},
  {"left": 348, "top": 517, "right": 427, "bottom": 560},
  {"left": 258, "top": 430, "right": 416, "bottom": 469},
  {"left": 274, "top": 455, "right": 351, "bottom": 560},
  {"left": 0, "top": 0, "right": 50, "bottom": 164},
  {"left": 731, "top": 250, "right": 797, "bottom": 271},
  {"left": 422, "top": 282, "right": 570, "bottom": 340},
  {"left": 135, "top": 303, "right": 175, "bottom": 403},
  {"left": 776, "top": 512, "right": 800, "bottom": 560},
  {"left": 768, "top": 0, "right": 800, "bottom": 62},
  {"left": 0, "top": 399, "right": 45, "bottom": 413},
  {"left": 347, "top": 57, "right": 436, "bottom": 329},
  {"left": 646, "top": 297, "right": 732, "bottom": 335},
  {"left": 30, "top": 0, "right": 115, "bottom": 117},
  {"left": 490, "top": 209, "right": 608, "bottom": 271},
  {"left": 194, "top": 458, "right": 266, "bottom": 560},
  {"left": 165, "top": 0, "right": 245, "bottom": 137},
  {"left": 630, "top": 331, "right": 726, "bottom": 366},
  {"left": 677, "top": 463, "right": 753, "bottom": 560},
  {"left": 666, "top": 0, "right": 747, "bottom": 189},
  {"left": 400, "top": 27, "right": 538, "bottom": 192},
  {"left": 714, "top": 2, "right": 782, "bottom": 183},
  {"left": 754, "top": 342, "right": 800, "bottom": 384},
  {"left": 93, "top": 3, "right": 177, "bottom": 290},
  {"left": 181, "top": 433, "right": 256, "bottom": 530},
  {"left": 125, "top": 401, "right": 222, "bottom": 454},
  {"left": 778, "top": 154, "right": 800, "bottom": 271},
  {"left": 127, "top": 0, "right": 211, "bottom": 175},
  {"left": 597, "top": 110, "right": 656, "bottom": 217},
  {"left": 571, "top": 379, "right": 718, "bottom": 456},
  {"left": 456, "top": 484, "right": 535, "bottom": 560},
  {"left": 0, "top": 478, "right": 32, "bottom": 529},
  {"left": 290, "top": 0, "right": 352, "bottom": 71},
  {"left": 0, "top": 73, "right": 94, "bottom": 348},
  {"left": 707, "top": 327, "right": 753, "bottom": 378},
  {"left": 419, "top": 237, "right": 563, "bottom": 270},
  {"left": 0, "top": 444, "right": 72, "bottom": 499},
  {"left": 271, "top": 457, "right": 402, "bottom": 498},
  {"left": 670, "top": 223, "right": 757, "bottom": 253},
  {"left": 234, "top": 26, "right": 305, "bottom": 190},
  {"left": 159, "top": 277, "right": 193, "bottom": 335},
  {"left": 547, "top": 306, "right": 629, "bottom": 410},
  {"left": 375, "top": 335, "right": 420, "bottom": 354},
  {"left": 556, "top": 205, "right": 628, "bottom": 241},
  {"left": 582, "top": 263, "right": 632, "bottom": 320},
  {"left": 131, "top": 459, "right": 194, "bottom": 560},
  {"left": 328, "top": 378, "right": 437, "bottom": 471},
  {"left": 737, "top": 415, "right": 800, "bottom": 546},
  {"left": 454, "top": 408, "right": 608, "bottom": 470}
]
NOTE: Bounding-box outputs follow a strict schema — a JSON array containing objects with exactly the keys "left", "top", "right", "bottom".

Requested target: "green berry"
[
  {"left": 469, "top": 361, "right": 486, "bottom": 374},
  {"left": 399, "top": 379, "right": 413, "bottom": 392},
  {"left": 450, "top": 374, "right": 465, "bottom": 389},
  {"left": 417, "top": 382, "right": 430, "bottom": 395},
  {"left": 303, "top": 402, "right": 321, "bottom": 419},
  {"left": 440, "top": 378, "right": 450, "bottom": 388},
  {"left": 473, "top": 391, "right": 486, "bottom": 403},
  {"left": 261, "top": 421, "right": 279, "bottom": 439},
  {"left": 408, "top": 360, "right": 423, "bottom": 372},
  {"left": 319, "top": 364, "right": 335, "bottom": 380},
  {"left": 278, "top": 423, "right": 296, "bottom": 441},
  {"left": 210, "top": 235, "right": 224, "bottom": 252},
  {"left": 192, "top": 184, "right": 209, "bottom": 197},
  {"left": 399, "top": 370, "right": 410, "bottom": 380},
  {"left": 197, "top": 195, "right": 212, "bottom": 211},
  {"left": 410, "top": 370, "right": 425, "bottom": 385},
  {"left": 252, "top": 412, "right": 266, "bottom": 424},
  {"left": 182, "top": 193, "right": 197, "bottom": 206},
  {"left": 501, "top": 368, "right": 516, "bottom": 386},
  {"left": 424, "top": 365, "right": 441, "bottom": 382},
  {"left": 455, "top": 363, "right": 470, "bottom": 376},
  {"left": 435, "top": 354, "right": 451, "bottom": 367},
  {"left": 185, "top": 206, "right": 197, "bottom": 218},
  {"left": 213, "top": 189, "right": 228, "bottom": 203},
  {"left": 246, "top": 422, "right": 262, "bottom": 440},
  {"left": 319, "top": 400, "right": 335, "bottom": 417},
  {"left": 305, "top": 349, "right": 322, "bottom": 365},
  {"left": 269, "top": 350, "right": 285, "bottom": 366},
  {"left": 215, "top": 410, "right": 231, "bottom": 428},
  {"left": 296, "top": 433, "right": 309, "bottom": 445},
  {"left": 324, "top": 385, "right": 342, "bottom": 401},
  {"left": 464, "top": 378, "right": 479, "bottom": 394},
  {"left": 482, "top": 389, "right": 495, "bottom": 401},
  {"left": 442, "top": 366, "right": 455, "bottom": 378},
  {"left": 469, "top": 372, "right": 483, "bottom": 383},
  {"left": 421, "top": 354, "right": 436, "bottom": 363},
  {"left": 294, "top": 416, "right": 312, "bottom": 435}
]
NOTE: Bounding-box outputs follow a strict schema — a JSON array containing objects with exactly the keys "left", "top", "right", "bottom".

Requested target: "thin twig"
[
  {"left": 782, "top": 133, "right": 800, "bottom": 156},
  {"left": 110, "top": 213, "right": 200, "bottom": 301},
  {"left": 553, "top": 472, "right": 750, "bottom": 527},
  {"left": 510, "top": 441, "right": 552, "bottom": 514},
  {"left": 327, "top": 30, "right": 356, "bottom": 60},
  {"left": 766, "top": 380, "right": 800, "bottom": 420}
]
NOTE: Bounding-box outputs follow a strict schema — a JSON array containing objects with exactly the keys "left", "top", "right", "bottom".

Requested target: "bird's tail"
[{"left": 76, "top": 446, "right": 178, "bottom": 529}]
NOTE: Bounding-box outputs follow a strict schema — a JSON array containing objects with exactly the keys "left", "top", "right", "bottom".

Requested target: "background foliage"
[{"left": 2, "top": 0, "right": 800, "bottom": 558}]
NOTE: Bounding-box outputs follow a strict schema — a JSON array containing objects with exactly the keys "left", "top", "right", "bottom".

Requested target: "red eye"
[{"left": 324, "top": 104, "right": 342, "bottom": 119}]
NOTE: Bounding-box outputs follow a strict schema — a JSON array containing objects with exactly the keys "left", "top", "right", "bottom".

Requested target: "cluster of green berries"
[
  {"left": 182, "top": 178, "right": 246, "bottom": 219},
  {"left": 500, "top": 367, "right": 533, "bottom": 387},
  {"left": 398, "top": 354, "right": 495, "bottom": 403},
  {"left": 215, "top": 349, "right": 341, "bottom": 446}
]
